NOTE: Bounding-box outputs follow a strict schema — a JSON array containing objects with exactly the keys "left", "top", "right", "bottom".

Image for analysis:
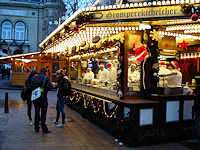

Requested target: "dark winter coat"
[
  {"left": 194, "top": 85, "right": 200, "bottom": 116},
  {"left": 30, "top": 72, "right": 53, "bottom": 96},
  {"left": 25, "top": 75, "right": 33, "bottom": 101},
  {"left": 56, "top": 75, "right": 70, "bottom": 98}
]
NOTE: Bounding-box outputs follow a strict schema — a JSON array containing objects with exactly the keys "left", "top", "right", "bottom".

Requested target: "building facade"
[{"left": 0, "top": 0, "right": 66, "bottom": 55}]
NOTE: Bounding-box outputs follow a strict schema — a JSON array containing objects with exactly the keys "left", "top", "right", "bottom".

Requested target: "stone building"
[{"left": 0, "top": 0, "right": 66, "bottom": 55}]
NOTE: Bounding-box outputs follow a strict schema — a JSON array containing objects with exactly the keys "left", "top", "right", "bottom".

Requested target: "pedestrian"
[
  {"left": 25, "top": 69, "right": 38, "bottom": 125},
  {"left": 1, "top": 65, "right": 5, "bottom": 79},
  {"left": 193, "top": 76, "right": 200, "bottom": 146},
  {"left": 30, "top": 67, "right": 53, "bottom": 133},
  {"left": 6, "top": 68, "right": 10, "bottom": 80},
  {"left": 52, "top": 69, "right": 70, "bottom": 127}
]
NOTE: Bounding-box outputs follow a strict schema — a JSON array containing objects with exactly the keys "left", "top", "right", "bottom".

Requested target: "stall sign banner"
[
  {"left": 160, "top": 49, "right": 177, "bottom": 56},
  {"left": 92, "top": 6, "right": 186, "bottom": 21}
]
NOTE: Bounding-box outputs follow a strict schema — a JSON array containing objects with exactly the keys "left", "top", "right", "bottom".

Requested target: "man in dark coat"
[{"left": 30, "top": 67, "right": 53, "bottom": 133}]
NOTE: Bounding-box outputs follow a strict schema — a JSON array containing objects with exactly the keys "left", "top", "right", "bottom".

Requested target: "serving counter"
[{"left": 65, "top": 83, "right": 196, "bottom": 146}]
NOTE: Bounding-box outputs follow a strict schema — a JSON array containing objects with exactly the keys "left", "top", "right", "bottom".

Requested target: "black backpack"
[
  {"left": 66, "top": 79, "right": 72, "bottom": 96},
  {"left": 59, "top": 77, "right": 71, "bottom": 96}
]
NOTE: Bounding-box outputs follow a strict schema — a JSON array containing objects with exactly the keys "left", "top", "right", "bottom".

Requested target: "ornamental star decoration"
[
  {"left": 178, "top": 40, "right": 189, "bottom": 49},
  {"left": 150, "top": 29, "right": 160, "bottom": 41},
  {"left": 165, "top": 43, "right": 169, "bottom": 47},
  {"left": 197, "top": 47, "right": 200, "bottom": 53},
  {"left": 179, "top": 59, "right": 191, "bottom": 74}
]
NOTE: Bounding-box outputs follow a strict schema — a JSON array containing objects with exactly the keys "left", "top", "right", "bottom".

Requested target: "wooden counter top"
[{"left": 72, "top": 84, "right": 159, "bottom": 105}]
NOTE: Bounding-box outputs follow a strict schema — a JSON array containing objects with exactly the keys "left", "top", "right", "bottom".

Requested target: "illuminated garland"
[{"left": 103, "top": 101, "right": 118, "bottom": 118}]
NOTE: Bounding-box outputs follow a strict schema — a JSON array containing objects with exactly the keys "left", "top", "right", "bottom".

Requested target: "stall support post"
[{"left": 4, "top": 92, "right": 9, "bottom": 113}]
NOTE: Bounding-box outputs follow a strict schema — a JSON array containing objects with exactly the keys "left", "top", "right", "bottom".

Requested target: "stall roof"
[
  {"left": 39, "top": 1, "right": 200, "bottom": 55},
  {"left": 39, "top": 9, "right": 83, "bottom": 48},
  {"left": 0, "top": 52, "right": 40, "bottom": 60}
]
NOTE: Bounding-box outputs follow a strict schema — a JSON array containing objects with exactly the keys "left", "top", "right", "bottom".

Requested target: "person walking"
[
  {"left": 52, "top": 69, "right": 70, "bottom": 127},
  {"left": 30, "top": 67, "right": 53, "bottom": 133},
  {"left": 1, "top": 65, "right": 5, "bottom": 79},
  {"left": 25, "top": 70, "right": 38, "bottom": 125}
]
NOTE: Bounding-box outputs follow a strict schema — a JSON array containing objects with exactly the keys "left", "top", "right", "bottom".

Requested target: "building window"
[
  {"left": 2, "top": 21, "right": 12, "bottom": 39},
  {"left": 15, "top": 22, "right": 25, "bottom": 40}
]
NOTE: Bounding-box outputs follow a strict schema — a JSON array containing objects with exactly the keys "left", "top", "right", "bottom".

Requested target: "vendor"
[
  {"left": 158, "top": 62, "right": 171, "bottom": 87},
  {"left": 97, "top": 63, "right": 108, "bottom": 83},
  {"left": 167, "top": 61, "right": 182, "bottom": 87},
  {"left": 107, "top": 62, "right": 117, "bottom": 85},
  {"left": 83, "top": 67, "right": 94, "bottom": 80},
  {"left": 128, "top": 63, "right": 140, "bottom": 84}
]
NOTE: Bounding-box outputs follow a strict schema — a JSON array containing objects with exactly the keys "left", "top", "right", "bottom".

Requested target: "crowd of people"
[
  {"left": 83, "top": 62, "right": 117, "bottom": 86},
  {"left": 24, "top": 67, "right": 71, "bottom": 133}
]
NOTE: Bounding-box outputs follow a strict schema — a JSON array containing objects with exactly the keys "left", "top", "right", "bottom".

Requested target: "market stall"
[{"left": 2, "top": 0, "right": 198, "bottom": 146}]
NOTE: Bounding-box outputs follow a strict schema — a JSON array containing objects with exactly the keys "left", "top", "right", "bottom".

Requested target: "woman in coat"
[
  {"left": 25, "top": 69, "right": 38, "bottom": 125},
  {"left": 52, "top": 69, "right": 70, "bottom": 127}
]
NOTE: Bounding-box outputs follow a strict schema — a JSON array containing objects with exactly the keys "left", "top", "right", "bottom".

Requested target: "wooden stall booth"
[
  {"left": 0, "top": 51, "right": 67, "bottom": 86},
  {"left": 39, "top": 1, "right": 200, "bottom": 146}
]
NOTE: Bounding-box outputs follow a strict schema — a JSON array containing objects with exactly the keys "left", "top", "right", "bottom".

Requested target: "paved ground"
[{"left": 0, "top": 78, "right": 199, "bottom": 150}]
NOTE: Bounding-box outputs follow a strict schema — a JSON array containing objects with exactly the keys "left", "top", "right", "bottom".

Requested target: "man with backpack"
[
  {"left": 30, "top": 67, "right": 53, "bottom": 133},
  {"left": 52, "top": 69, "right": 71, "bottom": 127}
]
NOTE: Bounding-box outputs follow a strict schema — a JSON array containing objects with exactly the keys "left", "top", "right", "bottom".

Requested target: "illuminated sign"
[{"left": 92, "top": 6, "right": 186, "bottom": 21}]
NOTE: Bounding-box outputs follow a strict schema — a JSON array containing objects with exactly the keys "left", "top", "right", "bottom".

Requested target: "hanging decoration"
[
  {"left": 181, "top": 3, "right": 200, "bottom": 21},
  {"left": 191, "top": 14, "right": 199, "bottom": 21},
  {"left": 165, "top": 43, "right": 169, "bottom": 48},
  {"left": 179, "top": 59, "right": 191, "bottom": 74},
  {"left": 103, "top": 101, "right": 118, "bottom": 118},
  {"left": 197, "top": 47, "right": 200, "bottom": 53},
  {"left": 178, "top": 40, "right": 189, "bottom": 49},
  {"left": 149, "top": 29, "right": 160, "bottom": 41}
]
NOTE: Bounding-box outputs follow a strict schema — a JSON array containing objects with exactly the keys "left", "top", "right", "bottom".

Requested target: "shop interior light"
[
  {"left": 162, "top": 1, "right": 166, "bottom": 5},
  {"left": 171, "top": 0, "right": 175, "bottom": 4},
  {"left": 130, "top": 3, "right": 134, "bottom": 7},
  {"left": 181, "top": 0, "right": 185, "bottom": 3},
  {"left": 157, "top": 1, "right": 161, "bottom": 5},
  {"left": 153, "top": 1, "right": 157, "bottom": 5},
  {"left": 139, "top": 3, "right": 143, "bottom": 7},
  {"left": 191, "top": 53, "right": 194, "bottom": 58},
  {"left": 180, "top": 54, "right": 183, "bottom": 59},
  {"left": 176, "top": 0, "right": 180, "bottom": 3},
  {"left": 148, "top": 2, "right": 152, "bottom": 6},
  {"left": 139, "top": 23, "right": 151, "bottom": 29},
  {"left": 195, "top": 52, "right": 197, "bottom": 58},
  {"left": 143, "top": 2, "right": 147, "bottom": 6}
]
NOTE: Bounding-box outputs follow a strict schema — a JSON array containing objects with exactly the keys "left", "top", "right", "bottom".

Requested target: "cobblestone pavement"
[{"left": 0, "top": 82, "right": 199, "bottom": 149}]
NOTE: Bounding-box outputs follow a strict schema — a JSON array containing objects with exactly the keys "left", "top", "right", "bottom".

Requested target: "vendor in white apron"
[
  {"left": 128, "top": 63, "right": 140, "bottom": 91},
  {"left": 167, "top": 61, "right": 182, "bottom": 87},
  {"left": 97, "top": 63, "right": 108, "bottom": 83},
  {"left": 158, "top": 62, "right": 171, "bottom": 87},
  {"left": 107, "top": 62, "right": 117, "bottom": 85},
  {"left": 83, "top": 67, "right": 94, "bottom": 82}
]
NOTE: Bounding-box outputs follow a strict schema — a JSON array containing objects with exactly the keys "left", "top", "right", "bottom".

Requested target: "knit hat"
[
  {"left": 171, "top": 61, "right": 180, "bottom": 70},
  {"left": 130, "top": 63, "right": 136, "bottom": 67},
  {"left": 133, "top": 41, "right": 149, "bottom": 61},
  {"left": 99, "top": 63, "right": 104, "bottom": 67},
  {"left": 106, "top": 62, "right": 112, "bottom": 68},
  {"left": 159, "top": 62, "right": 166, "bottom": 67}
]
